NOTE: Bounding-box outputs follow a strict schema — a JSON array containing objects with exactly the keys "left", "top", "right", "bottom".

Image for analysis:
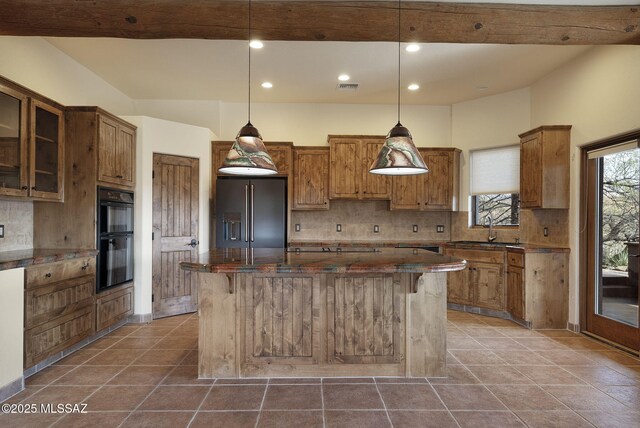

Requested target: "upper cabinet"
[
  {"left": 292, "top": 147, "right": 329, "bottom": 210},
  {"left": 391, "top": 148, "right": 460, "bottom": 211},
  {"left": 0, "top": 80, "right": 64, "bottom": 201},
  {"left": 519, "top": 125, "right": 571, "bottom": 209},
  {"left": 98, "top": 114, "right": 136, "bottom": 189},
  {"left": 328, "top": 135, "right": 390, "bottom": 200}
]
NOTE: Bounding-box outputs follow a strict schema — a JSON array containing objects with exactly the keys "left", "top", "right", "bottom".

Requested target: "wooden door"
[
  {"left": 390, "top": 174, "right": 421, "bottom": 210},
  {"left": 361, "top": 138, "right": 391, "bottom": 199},
  {"left": 115, "top": 125, "right": 135, "bottom": 187},
  {"left": 29, "top": 99, "right": 64, "bottom": 201},
  {"left": 422, "top": 151, "right": 451, "bottom": 210},
  {"left": 507, "top": 266, "right": 525, "bottom": 320},
  {"left": 520, "top": 134, "right": 542, "bottom": 208},
  {"left": 329, "top": 138, "right": 360, "bottom": 199},
  {"left": 474, "top": 262, "right": 504, "bottom": 310},
  {"left": 293, "top": 147, "right": 329, "bottom": 210},
  {"left": 152, "top": 153, "right": 200, "bottom": 319}
]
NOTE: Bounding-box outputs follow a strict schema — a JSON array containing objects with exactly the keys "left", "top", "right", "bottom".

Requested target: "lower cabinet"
[
  {"left": 24, "top": 257, "right": 96, "bottom": 368},
  {"left": 444, "top": 248, "right": 505, "bottom": 311},
  {"left": 506, "top": 251, "right": 525, "bottom": 321},
  {"left": 96, "top": 282, "right": 134, "bottom": 332}
]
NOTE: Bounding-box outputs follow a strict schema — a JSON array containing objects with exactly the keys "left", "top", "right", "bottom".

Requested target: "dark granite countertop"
[
  {"left": 442, "top": 241, "right": 570, "bottom": 253},
  {"left": 180, "top": 247, "right": 466, "bottom": 274},
  {"left": 0, "top": 249, "right": 98, "bottom": 271},
  {"left": 288, "top": 240, "right": 570, "bottom": 253},
  {"left": 288, "top": 241, "right": 441, "bottom": 248}
]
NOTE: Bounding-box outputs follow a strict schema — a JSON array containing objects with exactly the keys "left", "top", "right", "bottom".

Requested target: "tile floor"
[{"left": 1, "top": 310, "right": 639, "bottom": 427}]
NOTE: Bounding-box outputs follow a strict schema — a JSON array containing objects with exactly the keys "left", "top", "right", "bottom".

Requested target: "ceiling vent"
[{"left": 336, "top": 82, "right": 359, "bottom": 91}]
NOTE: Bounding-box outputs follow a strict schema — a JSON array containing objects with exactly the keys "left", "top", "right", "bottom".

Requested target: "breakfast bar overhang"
[{"left": 180, "top": 248, "right": 466, "bottom": 378}]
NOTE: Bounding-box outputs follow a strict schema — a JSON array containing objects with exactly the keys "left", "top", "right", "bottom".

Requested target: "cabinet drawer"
[
  {"left": 96, "top": 283, "right": 134, "bottom": 331},
  {"left": 25, "top": 257, "right": 95, "bottom": 289},
  {"left": 507, "top": 252, "right": 524, "bottom": 268},
  {"left": 25, "top": 275, "right": 95, "bottom": 329},
  {"left": 444, "top": 248, "right": 505, "bottom": 265},
  {"left": 24, "top": 305, "right": 95, "bottom": 368}
]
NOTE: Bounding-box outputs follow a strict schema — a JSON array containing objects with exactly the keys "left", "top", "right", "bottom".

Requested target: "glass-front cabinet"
[
  {"left": 0, "top": 82, "right": 64, "bottom": 201},
  {"left": 30, "top": 99, "right": 64, "bottom": 200},
  {"left": 0, "top": 84, "right": 28, "bottom": 197}
]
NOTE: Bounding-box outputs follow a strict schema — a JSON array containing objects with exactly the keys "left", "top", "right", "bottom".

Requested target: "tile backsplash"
[
  {"left": 291, "top": 200, "right": 451, "bottom": 242},
  {"left": 0, "top": 200, "right": 33, "bottom": 251}
]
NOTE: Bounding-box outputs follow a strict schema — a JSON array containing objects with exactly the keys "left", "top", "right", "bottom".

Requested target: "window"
[{"left": 470, "top": 145, "right": 520, "bottom": 226}]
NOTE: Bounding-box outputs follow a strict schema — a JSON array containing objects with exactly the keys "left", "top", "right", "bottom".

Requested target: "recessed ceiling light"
[
  {"left": 405, "top": 44, "right": 420, "bottom": 53},
  {"left": 338, "top": 74, "right": 350, "bottom": 81},
  {"left": 408, "top": 84, "right": 420, "bottom": 91},
  {"left": 249, "top": 40, "right": 264, "bottom": 49},
  {"left": 261, "top": 82, "right": 273, "bottom": 89}
]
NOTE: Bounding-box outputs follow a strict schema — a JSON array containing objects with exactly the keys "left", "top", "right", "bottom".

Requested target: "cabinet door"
[
  {"left": 330, "top": 138, "right": 360, "bottom": 199},
  {"left": 361, "top": 139, "right": 391, "bottom": 199},
  {"left": 98, "top": 115, "right": 119, "bottom": 184},
  {"left": 30, "top": 99, "right": 64, "bottom": 201},
  {"left": 507, "top": 266, "right": 525, "bottom": 320},
  {"left": 447, "top": 266, "right": 474, "bottom": 305},
  {"left": 115, "top": 125, "right": 135, "bottom": 187},
  {"left": 473, "top": 262, "right": 504, "bottom": 310},
  {"left": 293, "top": 148, "right": 329, "bottom": 210},
  {"left": 520, "top": 134, "right": 542, "bottom": 208},
  {"left": 422, "top": 150, "right": 452, "bottom": 210},
  {"left": 96, "top": 283, "right": 134, "bottom": 331},
  {"left": 0, "top": 85, "right": 28, "bottom": 197},
  {"left": 267, "top": 145, "right": 291, "bottom": 176},
  {"left": 390, "top": 174, "right": 422, "bottom": 210}
]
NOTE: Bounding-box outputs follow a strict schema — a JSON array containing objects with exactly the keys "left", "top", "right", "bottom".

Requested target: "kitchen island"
[{"left": 180, "top": 247, "right": 466, "bottom": 378}]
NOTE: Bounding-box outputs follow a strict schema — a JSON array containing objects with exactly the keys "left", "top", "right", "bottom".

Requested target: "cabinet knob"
[
  {"left": 45, "top": 273, "right": 52, "bottom": 278},
  {"left": 116, "top": 175, "right": 124, "bottom": 179},
  {"left": 31, "top": 186, "right": 36, "bottom": 190},
  {"left": 324, "top": 202, "right": 327, "bottom": 205},
  {"left": 81, "top": 263, "right": 89, "bottom": 270},
  {"left": 21, "top": 186, "right": 28, "bottom": 190}
]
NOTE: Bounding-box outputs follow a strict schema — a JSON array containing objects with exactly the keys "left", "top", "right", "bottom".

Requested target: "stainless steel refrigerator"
[{"left": 215, "top": 177, "right": 287, "bottom": 248}]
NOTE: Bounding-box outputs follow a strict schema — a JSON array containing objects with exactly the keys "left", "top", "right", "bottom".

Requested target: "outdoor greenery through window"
[
  {"left": 473, "top": 194, "right": 520, "bottom": 226},
  {"left": 470, "top": 145, "right": 520, "bottom": 227}
]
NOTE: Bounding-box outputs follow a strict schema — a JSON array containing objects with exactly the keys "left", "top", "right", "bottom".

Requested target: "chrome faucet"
[{"left": 484, "top": 214, "right": 497, "bottom": 242}]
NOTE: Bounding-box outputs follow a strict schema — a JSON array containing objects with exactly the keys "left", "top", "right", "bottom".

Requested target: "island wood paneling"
[
  {"left": 1, "top": 1, "right": 637, "bottom": 45},
  {"left": 327, "top": 275, "right": 404, "bottom": 364},
  {"left": 245, "top": 275, "right": 317, "bottom": 363}
]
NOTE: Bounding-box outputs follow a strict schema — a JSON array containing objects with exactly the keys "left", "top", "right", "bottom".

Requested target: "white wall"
[
  {"left": 530, "top": 45, "right": 640, "bottom": 326},
  {"left": 0, "top": 37, "right": 134, "bottom": 114},
  {"left": 0, "top": 269, "right": 24, "bottom": 390},
  {"left": 219, "top": 102, "right": 451, "bottom": 147},
  {"left": 134, "top": 99, "right": 222, "bottom": 137},
  {"left": 121, "top": 116, "right": 214, "bottom": 316},
  {"left": 452, "top": 87, "right": 531, "bottom": 212}
]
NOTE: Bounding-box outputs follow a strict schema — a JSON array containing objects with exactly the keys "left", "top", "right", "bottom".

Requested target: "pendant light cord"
[
  {"left": 248, "top": 0, "right": 252, "bottom": 122},
  {"left": 397, "top": 0, "right": 401, "bottom": 124}
]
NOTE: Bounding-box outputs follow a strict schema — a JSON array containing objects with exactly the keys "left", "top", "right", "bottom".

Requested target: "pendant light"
[
  {"left": 369, "top": 0, "right": 428, "bottom": 176},
  {"left": 218, "top": 0, "right": 278, "bottom": 176}
]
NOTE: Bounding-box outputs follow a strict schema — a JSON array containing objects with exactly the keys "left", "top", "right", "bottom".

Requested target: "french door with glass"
[{"left": 584, "top": 138, "right": 640, "bottom": 351}]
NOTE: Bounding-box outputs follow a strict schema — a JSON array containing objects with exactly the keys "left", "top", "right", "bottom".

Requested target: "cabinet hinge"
[
  {"left": 152, "top": 170, "right": 155, "bottom": 179},
  {"left": 152, "top": 294, "right": 154, "bottom": 303},
  {"left": 152, "top": 232, "right": 155, "bottom": 240}
]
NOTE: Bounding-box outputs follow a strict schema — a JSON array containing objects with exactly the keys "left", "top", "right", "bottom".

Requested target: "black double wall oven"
[{"left": 97, "top": 187, "right": 134, "bottom": 293}]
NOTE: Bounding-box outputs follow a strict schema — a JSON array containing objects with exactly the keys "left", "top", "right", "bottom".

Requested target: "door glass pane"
[
  {"left": 596, "top": 148, "right": 639, "bottom": 327},
  {"left": 34, "top": 106, "right": 59, "bottom": 193},
  {"left": 0, "top": 91, "right": 22, "bottom": 190}
]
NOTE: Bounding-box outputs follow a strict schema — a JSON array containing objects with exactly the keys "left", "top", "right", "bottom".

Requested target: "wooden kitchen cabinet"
[
  {"left": 391, "top": 148, "right": 460, "bottom": 211},
  {"left": 507, "top": 265, "right": 525, "bottom": 321},
  {"left": 98, "top": 114, "right": 136, "bottom": 188},
  {"left": 0, "top": 78, "right": 64, "bottom": 201},
  {"left": 519, "top": 125, "right": 571, "bottom": 209},
  {"left": 24, "top": 257, "right": 96, "bottom": 368},
  {"left": 328, "top": 135, "right": 390, "bottom": 200},
  {"left": 444, "top": 248, "right": 505, "bottom": 311},
  {"left": 96, "top": 282, "right": 134, "bottom": 332},
  {"left": 292, "top": 147, "right": 329, "bottom": 210}
]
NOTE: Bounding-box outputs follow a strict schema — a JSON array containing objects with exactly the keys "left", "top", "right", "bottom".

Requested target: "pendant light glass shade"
[
  {"left": 218, "top": 0, "right": 278, "bottom": 176},
  {"left": 369, "top": 0, "right": 428, "bottom": 176},
  {"left": 218, "top": 122, "right": 278, "bottom": 175},
  {"left": 369, "top": 122, "right": 428, "bottom": 175}
]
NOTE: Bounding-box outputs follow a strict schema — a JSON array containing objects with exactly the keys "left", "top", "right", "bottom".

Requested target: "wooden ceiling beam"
[{"left": 0, "top": 1, "right": 638, "bottom": 45}]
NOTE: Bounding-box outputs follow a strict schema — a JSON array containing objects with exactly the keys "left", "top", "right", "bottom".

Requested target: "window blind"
[
  {"left": 587, "top": 139, "right": 639, "bottom": 159},
  {"left": 470, "top": 145, "right": 520, "bottom": 195}
]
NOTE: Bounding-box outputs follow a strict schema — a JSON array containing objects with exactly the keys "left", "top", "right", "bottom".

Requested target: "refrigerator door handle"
[
  {"left": 250, "top": 184, "right": 255, "bottom": 242},
  {"left": 244, "top": 184, "right": 249, "bottom": 242}
]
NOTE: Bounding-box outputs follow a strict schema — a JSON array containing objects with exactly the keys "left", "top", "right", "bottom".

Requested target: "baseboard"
[
  {"left": 568, "top": 322, "right": 580, "bottom": 333},
  {"left": 0, "top": 376, "right": 24, "bottom": 403},
  {"left": 129, "top": 313, "right": 153, "bottom": 324}
]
